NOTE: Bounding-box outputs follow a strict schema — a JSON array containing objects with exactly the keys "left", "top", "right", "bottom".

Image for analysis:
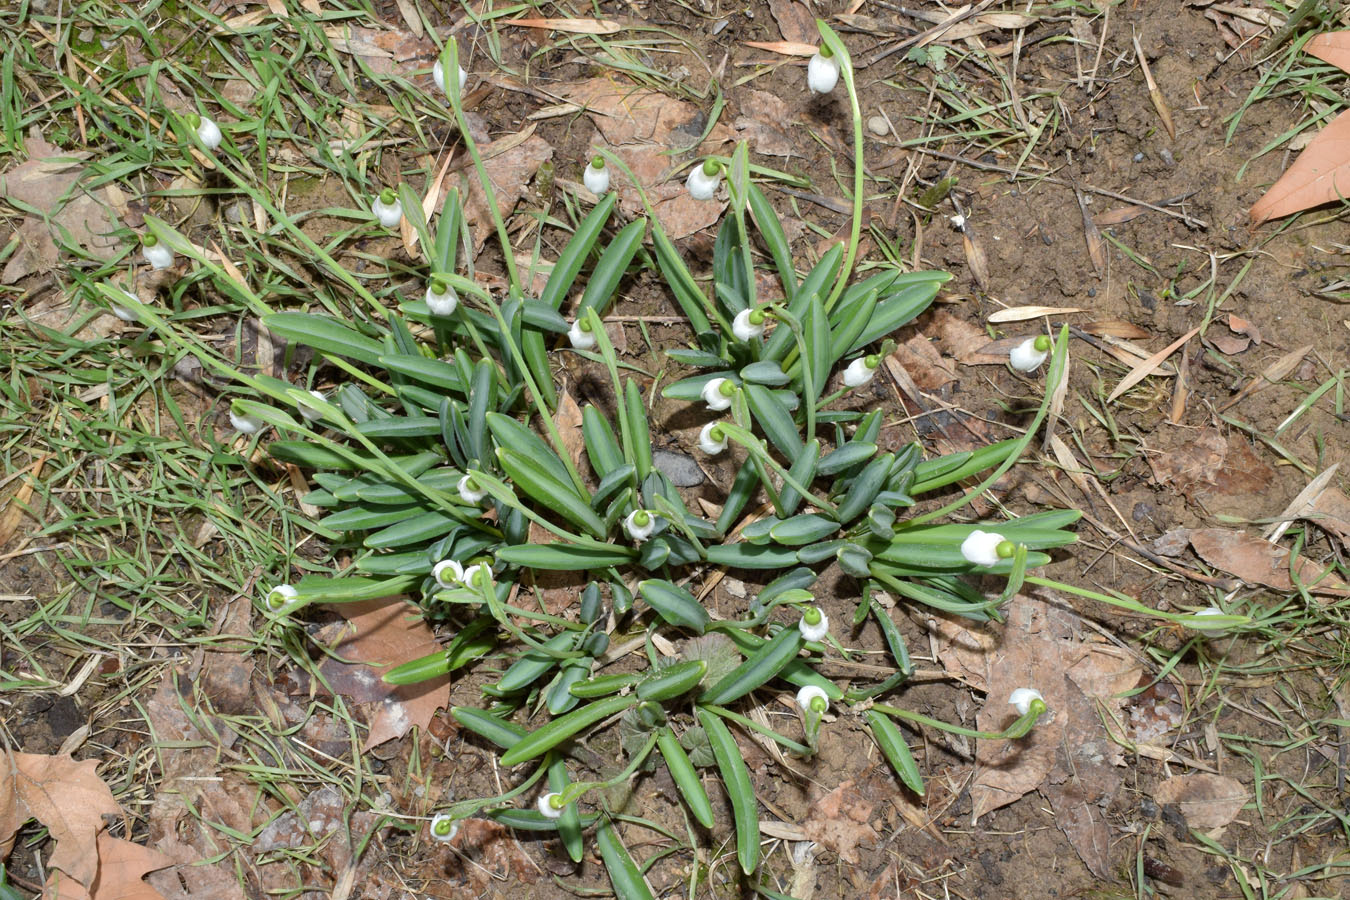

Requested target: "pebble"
[
  {"left": 867, "top": 115, "right": 888, "bottom": 137},
  {"left": 653, "top": 449, "right": 704, "bottom": 487}
]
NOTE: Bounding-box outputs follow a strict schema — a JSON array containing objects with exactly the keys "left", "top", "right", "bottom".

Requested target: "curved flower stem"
[
  {"left": 816, "top": 20, "right": 864, "bottom": 313},
  {"left": 871, "top": 700, "right": 1046, "bottom": 741},
  {"left": 700, "top": 704, "right": 813, "bottom": 756},
  {"left": 1022, "top": 575, "right": 1251, "bottom": 630},
  {"left": 554, "top": 733, "right": 660, "bottom": 806},
  {"left": 765, "top": 304, "right": 817, "bottom": 443},
  {"left": 446, "top": 750, "right": 553, "bottom": 821}
]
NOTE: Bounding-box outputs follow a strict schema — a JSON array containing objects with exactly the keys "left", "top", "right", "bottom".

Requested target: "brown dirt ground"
[{"left": 5, "top": 1, "right": 1350, "bottom": 899}]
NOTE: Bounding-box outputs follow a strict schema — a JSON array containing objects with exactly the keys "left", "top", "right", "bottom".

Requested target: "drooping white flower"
[
  {"left": 142, "top": 234, "right": 174, "bottom": 270},
  {"left": 582, "top": 156, "right": 609, "bottom": 195},
  {"left": 1009, "top": 687, "right": 1045, "bottom": 717},
  {"left": 798, "top": 609, "right": 829, "bottom": 642},
  {"left": 1188, "top": 607, "right": 1229, "bottom": 632},
  {"left": 843, "top": 356, "right": 878, "bottom": 387},
  {"left": 567, "top": 319, "right": 596, "bottom": 350},
  {"left": 1010, "top": 336, "right": 1051, "bottom": 373},
  {"left": 701, "top": 377, "right": 734, "bottom": 412},
  {"left": 108, "top": 286, "right": 139, "bottom": 322},
  {"left": 624, "top": 509, "right": 657, "bottom": 542},
  {"left": 432, "top": 559, "right": 465, "bottom": 590},
  {"left": 537, "top": 793, "right": 565, "bottom": 819},
  {"left": 230, "top": 409, "right": 265, "bottom": 434},
  {"left": 732, "top": 308, "right": 766, "bottom": 341},
  {"left": 266, "top": 584, "right": 298, "bottom": 610},
  {"left": 686, "top": 160, "right": 722, "bottom": 201},
  {"left": 796, "top": 684, "right": 829, "bottom": 714},
  {"left": 297, "top": 390, "right": 325, "bottom": 422},
  {"left": 960, "top": 529, "right": 1006, "bottom": 567},
  {"left": 425, "top": 279, "right": 459, "bottom": 317},
  {"left": 194, "top": 114, "right": 222, "bottom": 150},
  {"left": 807, "top": 50, "right": 841, "bottom": 95},
  {"left": 698, "top": 421, "right": 728, "bottom": 455},
  {"left": 429, "top": 813, "right": 459, "bottom": 842},
  {"left": 372, "top": 188, "right": 402, "bottom": 228},
  {"left": 432, "top": 59, "right": 468, "bottom": 96},
  {"left": 458, "top": 474, "right": 488, "bottom": 504},
  {"left": 461, "top": 562, "right": 490, "bottom": 589}
]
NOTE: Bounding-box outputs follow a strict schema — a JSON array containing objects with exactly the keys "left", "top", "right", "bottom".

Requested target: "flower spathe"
[
  {"left": 624, "top": 509, "right": 657, "bottom": 542},
  {"left": 686, "top": 160, "right": 722, "bottom": 201},
  {"left": 230, "top": 409, "right": 265, "bottom": 434},
  {"left": 796, "top": 684, "right": 829, "bottom": 714},
  {"left": 432, "top": 559, "right": 465, "bottom": 590},
  {"left": 1009, "top": 687, "right": 1044, "bottom": 717},
  {"left": 698, "top": 421, "right": 728, "bottom": 455},
  {"left": 732, "top": 308, "right": 766, "bottom": 341},
  {"left": 807, "top": 50, "right": 841, "bottom": 94},
  {"left": 432, "top": 59, "right": 468, "bottom": 96},
  {"left": 701, "top": 377, "right": 735, "bottom": 411},
  {"left": 537, "top": 793, "right": 565, "bottom": 819},
  {"left": 266, "top": 584, "right": 298, "bottom": 610},
  {"left": 108, "top": 286, "right": 139, "bottom": 322},
  {"left": 1010, "top": 336, "right": 1051, "bottom": 372},
  {"left": 142, "top": 235, "right": 174, "bottom": 270},
  {"left": 567, "top": 319, "right": 596, "bottom": 350},
  {"left": 583, "top": 156, "right": 609, "bottom": 195},
  {"left": 960, "top": 529, "right": 1006, "bottom": 567},
  {"left": 458, "top": 474, "right": 488, "bottom": 504},
  {"left": 372, "top": 189, "right": 402, "bottom": 228},
  {"left": 843, "top": 355, "right": 878, "bottom": 387},
  {"left": 425, "top": 281, "right": 459, "bottom": 317},
  {"left": 297, "top": 390, "right": 325, "bottom": 421},
  {"left": 798, "top": 608, "right": 829, "bottom": 642},
  {"left": 429, "top": 813, "right": 459, "bottom": 842}
]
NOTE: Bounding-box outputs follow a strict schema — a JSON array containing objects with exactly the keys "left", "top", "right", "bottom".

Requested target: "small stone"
[
  {"left": 867, "top": 115, "right": 888, "bottom": 137},
  {"left": 653, "top": 449, "right": 704, "bottom": 487}
]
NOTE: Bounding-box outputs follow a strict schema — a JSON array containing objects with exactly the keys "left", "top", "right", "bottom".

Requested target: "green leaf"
[
  {"left": 744, "top": 384, "right": 802, "bottom": 458},
  {"left": 497, "top": 447, "right": 605, "bottom": 537},
  {"left": 499, "top": 693, "right": 638, "bottom": 766},
  {"left": 540, "top": 193, "right": 616, "bottom": 310},
  {"left": 498, "top": 542, "right": 635, "bottom": 570},
  {"left": 638, "top": 579, "right": 710, "bottom": 634},
  {"left": 264, "top": 312, "right": 384, "bottom": 366},
  {"left": 696, "top": 709, "right": 759, "bottom": 875},
  {"left": 768, "top": 514, "right": 839, "bottom": 546},
  {"left": 579, "top": 219, "right": 646, "bottom": 316}
]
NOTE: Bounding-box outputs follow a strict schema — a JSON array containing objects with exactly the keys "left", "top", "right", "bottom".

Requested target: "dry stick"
[{"left": 908, "top": 146, "right": 1208, "bottom": 229}]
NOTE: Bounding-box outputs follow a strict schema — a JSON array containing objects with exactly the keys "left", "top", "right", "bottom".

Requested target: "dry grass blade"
[
  {"left": 961, "top": 231, "right": 990, "bottom": 290},
  {"left": 1218, "top": 344, "right": 1312, "bottom": 411},
  {"left": 1107, "top": 326, "right": 1199, "bottom": 403},
  {"left": 1169, "top": 341, "right": 1189, "bottom": 424},
  {"left": 504, "top": 17, "right": 624, "bottom": 34},
  {"left": 741, "top": 40, "right": 817, "bottom": 56},
  {"left": 0, "top": 455, "right": 46, "bottom": 546},
  {"left": 988, "top": 306, "right": 1083, "bottom": 323},
  {"left": 1075, "top": 188, "right": 1106, "bottom": 275},
  {"left": 1132, "top": 34, "right": 1176, "bottom": 141}
]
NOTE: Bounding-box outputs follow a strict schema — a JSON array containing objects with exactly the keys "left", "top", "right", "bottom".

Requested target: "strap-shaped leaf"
[
  {"left": 264, "top": 312, "right": 384, "bottom": 366},
  {"left": 497, "top": 447, "right": 605, "bottom": 537},
  {"left": 578, "top": 219, "right": 646, "bottom": 316},
  {"left": 696, "top": 709, "right": 759, "bottom": 875},
  {"left": 744, "top": 383, "right": 802, "bottom": 458},
  {"left": 497, "top": 541, "right": 635, "bottom": 570},
  {"left": 637, "top": 579, "right": 709, "bottom": 634},
  {"left": 540, "top": 193, "right": 615, "bottom": 310}
]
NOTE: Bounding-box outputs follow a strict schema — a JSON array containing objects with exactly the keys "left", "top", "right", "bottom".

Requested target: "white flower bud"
[
  {"left": 458, "top": 474, "right": 488, "bottom": 504},
  {"left": 372, "top": 191, "right": 402, "bottom": 228},
  {"left": 196, "top": 115, "right": 222, "bottom": 150},
  {"left": 265, "top": 584, "right": 298, "bottom": 610},
  {"left": 567, "top": 319, "right": 596, "bottom": 350},
  {"left": 461, "top": 563, "right": 490, "bottom": 588},
  {"left": 624, "top": 509, "right": 657, "bottom": 542},
  {"left": 432, "top": 560, "right": 464, "bottom": 590},
  {"left": 429, "top": 813, "right": 459, "bottom": 842},
  {"left": 425, "top": 281, "right": 459, "bottom": 317},
  {"left": 433, "top": 60, "right": 467, "bottom": 96},
  {"left": 960, "top": 529, "right": 1005, "bottom": 567},
  {"left": 230, "top": 409, "right": 265, "bottom": 434},
  {"left": 1188, "top": 607, "right": 1229, "bottom": 632},
  {"left": 537, "top": 793, "right": 565, "bottom": 819},
  {"left": 108, "top": 286, "right": 139, "bottom": 322},
  {"left": 1009, "top": 337, "right": 1050, "bottom": 372},
  {"left": 142, "top": 237, "right": 174, "bottom": 270},
  {"left": 843, "top": 356, "right": 877, "bottom": 387},
  {"left": 1009, "top": 687, "right": 1044, "bottom": 717},
  {"left": 807, "top": 52, "right": 841, "bottom": 94},
  {"left": 583, "top": 158, "right": 609, "bottom": 195},
  {"left": 297, "top": 390, "right": 325, "bottom": 421},
  {"left": 686, "top": 163, "right": 721, "bottom": 201},
  {"left": 798, "top": 609, "right": 829, "bottom": 642},
  {"left": 698, "top": 421, "right": 728, "bottom": 455},
  {"left": 701, "top": 377, "right": 734, "bottom": 411},
  {"left": 796, "top": 684, "right": 829, "bottom": 714},
  {"left": 732, "top": 308, "right": 765, "bottom": 341}
]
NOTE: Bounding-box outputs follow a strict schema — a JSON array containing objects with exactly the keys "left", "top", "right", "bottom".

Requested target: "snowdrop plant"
[
  {"left": 686, "top": 159, "right": 722, "bottom": 200},
  {"left": 582, "top": 155, "right": 609, "bottom": 195},
  {"left": 807, "top": 44, "right": 841, "bottom": 94},
  {"left": 1010, "top": 334, "right": 1052, "bottom": 372},
  {"left": 371, "top": 188, "right": 402, "bottom": 227},
  {"left": 186, "top": 112, "right": 222, "bottom": 150},
  {"left": 141, "top": 233, "right": 174, "bottom": 269}
]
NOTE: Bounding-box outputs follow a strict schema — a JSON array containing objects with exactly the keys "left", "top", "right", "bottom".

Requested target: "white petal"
[
  {"left": 1009, "top": 688, "right": 1044, "bottom": 717},
  {"left": 537, "top": 793, "right": 564, "bottom": 819},
  {"left": 266, "top": 584, "right": 298, "bottom": 609},
  {"left": 458, "top": 474, "right": 488, "bottom": 503},
  {"left": 698, "top": 422, "right": 728, "bottom": 455},
  {"left": 433, "top": 60, "right": 445, "bottom": 93},
  {"left": 686, "top": 166, "right": 720, "bottom": 201},
  {"left": 1009, "top": 338, "right": 1048, "bottom": 372},
  {"left": 795, "top": 684, "right": 829, "bottom": 714},
  {"left": 624, "top": 510, "right": 656, "bottom": 542},
  {"left": 567, "top": 320, "right": 596, "bottom": 350},
  {"left": 1188, "top": 607, "right": 1229, "bottom": 632},
  {"left": 143, "top": 242, "right": 174, "bottom": 270},
  {"left": 230, "top": 410, "right": 265, "bottom": 434},
  {"left": 425, "top": 284, "right": 459, "bottom": 316},
  {"left": 458, "top": 65, "right": 467, "bottom": 92},
  {"left": 583, "top": 163, "right": 610, "bottom": 195},
  {"left": 701, "top": 378, "right": 733, "bottom": 411},
  {"left": 798, "top": 611, "right": 829, "bottom": 642},
  {"left": 807, "top": 53, "right": 840, "bottom": 94},
  {"left": 298, "top": 390, "right": 325, "bottom": 421},
  {"left": 843, "top": 357, "right": 875, "bottom": 387},
  {"left": 732, "top": 309, "right": 764, "bottom": 341},
  {"left": 461, "top": 563, "right": 489, "bottom": 588},
  {"left": 960, "top": 529, "right": 1004, "bottom": 567},
  {"left": 372, "top": 196, "right": 402, "bottom": 227},
  {"left": 196, "top": 116, "right": 222, "bottom": 149},
  {"left": 429, "top": 813, "right": 459, "bottom": 843},
  {"left": 433, "top": 560, "right": 464, "bottom": 589}
]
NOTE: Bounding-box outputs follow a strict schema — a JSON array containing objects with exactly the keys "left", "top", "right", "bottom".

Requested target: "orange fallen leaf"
[
  {"left": 1190, "top": 528, "right": 1350, "bottom": 595},
  {"left": 1153, "top": 774, "right": 1247, "bottom": 830},
  {"left": 1, "top": 751, "right": 121, "bottom": 887},
  {"left": 502, "top": 17, "right": 622, "bottom": 34},
  {"left": 46, "top": 831, "right": 172, "bottom": 900},
  {"left": 1305, "top": 31, "right": 1350, "bottom": 73},
  {"left": 1250, "top": 107, "right": 1350, "bottom": 223}
]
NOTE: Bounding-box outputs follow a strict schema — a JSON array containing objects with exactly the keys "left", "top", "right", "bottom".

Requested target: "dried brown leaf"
[
  {"left": 1250, "top": 108, "right": 1350, "bottom": 223},
  {"left": 1219, "top": 344, "right": 1312, "bottom": 411},
  {"left": 1, "top": 752, "right": 122, "bottom": 887},
  {"left": 503, "top": 17, "right": 622, "bottom": 34},
  {"left": 552, "top": 389, "right": 586, "bottom": 473},
  {"left": 768, "top": 0, "right": 817, "bottom": 43},
  {"left": 894, "top": 333, "right": 956, "bottom": 391},
  {"left": 459, "top": 133, "right": 553, "bottom": 251},
  {"left": 802, "top": 780, "right": 879, "bottom": 864},
  {"left": 1305, "top": 31, "right": 1350, "bottom": 75},
  {"left": 961, "top": 231, "right": 990, "bottom": 290},
  {"left": 1093, "top": 204, "right": 1149, "bottom": 226},
  {"left": 987, "top": 305, "right": 1083, "bottom": 323},
  {"left": 741, "top": 40, "right": 818, "bottom": 56},
  {"left": 1190, "top": 528, "right": 1350, "bottom": 594},
  {"left": 45, "top": 832, "right": 172, "bottom": 900},
  {"left": 1153, "top": 774, "right": 1247, "bottom": 829},
  {"left": 322, "top": 598, "right": 451, "bottom": 749},
  {"left": 1081, "top": 319, "right": 1151, "bottom": 340},
  {"left": 1107, "top": 326, "right": 1198, "bottom": 403},
  {"left": 1305, "top": 487, "right": 1350, "bottom": 550},
  {"left": 1227, "top": 313, "right": 1262, "bottom": 344}
]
